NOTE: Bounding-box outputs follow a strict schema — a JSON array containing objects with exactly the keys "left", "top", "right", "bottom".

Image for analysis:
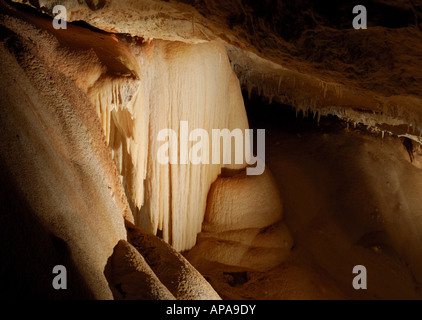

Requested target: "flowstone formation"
[{"left": 1, "top": 0, "right": 422, "bottom": 300}]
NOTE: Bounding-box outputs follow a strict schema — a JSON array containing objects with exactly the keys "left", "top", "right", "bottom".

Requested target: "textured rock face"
[
  {"left": 180, "top": 0, "right": 422, "bottom": 136},
  {"left": 0, "top": 0, "right": 259, "bottom": 299},
  {"left": 0, "top": 2, "right": 130, "bottom": 299},
  {"left": 262, "top": 116, "right": 422, "bottom": 300},
  {"left": 106, "top": 240, "right": 176, "bottom": 300},
  {"left": 2, "top": 0, "right": 252, "bottom": 253},
  {"left": 185, "top": 168, "right": 293, "bottom": 271},
  {"left": 2, "top": 0, "right": 422, "bottom": 300},
  {"left": 13, "top": 0, "right": 422, "bottom": 141},
  {"left": 107, "top": 224, "right": 223, "bottom": 300},
  {"left": 203, "top": 169, "right": 283, "bottom": 233},
  {"left": 125, "top": 221, "right": 221, "bottom": 300},
  {"left": 0, "top": 0, "right": 227, "bottom": 298}
]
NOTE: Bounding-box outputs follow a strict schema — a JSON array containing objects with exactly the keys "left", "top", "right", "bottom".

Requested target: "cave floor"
[{"left": 186, "top": 99, "right": 422, "bottom": 300}]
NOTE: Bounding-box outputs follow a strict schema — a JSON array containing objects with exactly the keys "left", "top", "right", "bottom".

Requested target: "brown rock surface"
[
  {"left": 12, "top": 0, "right": 422, "bottom": 140},
  {"left": 0, "top": 1, "right": 130, "bottom": 299},
  {"left": 203, "top": 169, "right": 283, "bottom": 232},
  {"left": 2, "top": 0, "right": 422, "bottom": 300},
  {"left": 186, "top": 168, "right": 293, "bottom": 272},
  {"left": 106, "top": 240, "right": 176, "bottom": 300},
  {"left": 125, "top": 221, "right": 221, "bottom": 300}
]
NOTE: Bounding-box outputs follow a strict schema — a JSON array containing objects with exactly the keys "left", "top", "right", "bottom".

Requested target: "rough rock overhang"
[{"left": 12, "top": 0, "right": 422, "bottom": 141}]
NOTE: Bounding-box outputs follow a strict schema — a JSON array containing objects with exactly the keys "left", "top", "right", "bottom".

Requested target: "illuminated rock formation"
[
  {"left": 0, "top": 3, "right": 130, "bottom": 299},
  {"left": 203, "top": 169, "right": 283, "bottom": 233},
  {"left": 13, "top": 0, "right": 422, "bottom": 141},
  {"left": 107, "top": 240, "right": 177, "bottom": 300},
  {"left": 125, "top": 221, "right": 221, "bottom": 300},
  {"left": 1, "top": 0, "right": 422, "bottom": 300}
]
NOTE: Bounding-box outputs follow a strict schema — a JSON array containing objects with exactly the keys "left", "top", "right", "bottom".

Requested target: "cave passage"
[
  {"left": 239, "top": 92, "right": 422, "bottom": 300},
  {"left": 2, "top": 0, "right": 422, "bottom": 301}
]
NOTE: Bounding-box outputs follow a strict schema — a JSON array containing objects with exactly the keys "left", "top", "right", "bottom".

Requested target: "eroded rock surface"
[{"left": 2, "top": 0, "right": 422, "bottom": 300}]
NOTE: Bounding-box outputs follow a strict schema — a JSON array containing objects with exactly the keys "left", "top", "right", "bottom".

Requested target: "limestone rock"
[
  {"left": 186, "top": 237, "right": 292, "bottom": 271},
  {"left": 3, "top": 0, "right": 422, "bottom": 301},
  {"left": 106, "top": 240, "right": 176, "bottom": 300},
  {"left": 2, "top": 0, "right": 251, "bottom": 253},
  {"left": 186, "top": 168, "right": 293, "bottom": 272},
  {"left": 198, "top": 221, "right": 293, "bottom": 250},
  {"left": 203, "top": 168, "right": 283, "bottom": 233},
  {"left": 125, "top": 221, "right": 221, "bottom": 300},
  {"left": 12, "top": 0, "right": 422, "bottom": 142},
  {"left": 0, "top": 4, "right": 131, "bottom": 299}
]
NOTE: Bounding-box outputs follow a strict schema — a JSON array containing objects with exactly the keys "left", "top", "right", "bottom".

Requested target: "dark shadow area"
[
  {"left": 103, "top": 241, "right": 121, "bottom": 300},
  {"left": 241, "top": 90, "right": 422, "bottom": 299},
  {"left": 243, "top": 90, "right": 345, "bottom": 135},
  {"left": 178, "top": 0, "right": 418, "bottom": 45},
  {"left": 0, "top": 158, "right": 95, "bottom": 299},
  {"left": 223, "top": 271, "right": 249, "bottom": 287}
]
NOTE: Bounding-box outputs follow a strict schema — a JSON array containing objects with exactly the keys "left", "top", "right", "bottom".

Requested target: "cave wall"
[
  {"left": 0, "top": 3, "right": 130, "bottom": 299},
  {"left": 13, "top": 0, "right": 422, "bottom": 142},
  {"left": 2, "top": 0, "right": 422, "bottom": 300},
  {"left": 1, "top": 0, "right": 252, "bottom": 254}
]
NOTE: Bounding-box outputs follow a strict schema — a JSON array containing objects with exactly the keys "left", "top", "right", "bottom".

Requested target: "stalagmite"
[
  {"left": 106, "top": 240, "right": 176, "bottom": 300},
  {"left": 186, "top": 168, "right": 293, "bottom": 271},
  {"left": 125, "top": 221, "right": 221, "bottom": 300},
  {"left": 203, "top": 169, "right": 283, "bottom": 233}
]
